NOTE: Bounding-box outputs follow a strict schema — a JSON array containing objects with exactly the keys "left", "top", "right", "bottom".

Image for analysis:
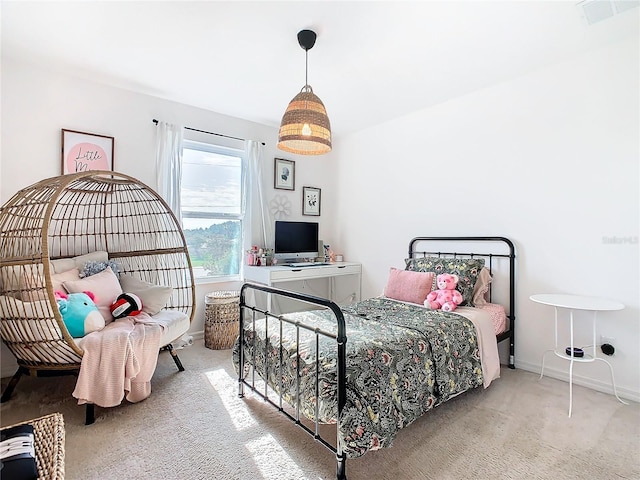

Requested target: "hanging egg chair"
[{"left": 0, "top": 171, "right": 195, "bottom": 422}]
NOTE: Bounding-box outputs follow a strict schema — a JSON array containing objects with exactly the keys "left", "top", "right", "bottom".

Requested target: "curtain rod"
[{"left": 152, "top": 119, "right": 265, "bottom": 146}]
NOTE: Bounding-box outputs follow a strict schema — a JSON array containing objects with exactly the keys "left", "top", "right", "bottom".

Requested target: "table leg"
[
  {"left": 330, "top": 276, "right": 335, "bottom": 302},
  {"left": 539, "top": 305, "right": 559, "bottom": 381},
  {"left": 594, "top": 358, "right": 629, "bottom": 406},
  {"left": 539, "top": 349, "right": 554, "bottom": 380},
  {"left": 568, "top": 357, "right": 574, "bottom": 418},
  {"left": 568, "top": 309, "right": 575, "bottom": 417}
]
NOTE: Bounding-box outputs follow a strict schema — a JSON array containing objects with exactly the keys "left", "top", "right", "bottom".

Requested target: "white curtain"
[
  {"left": 155, "top": 121, "right": 184, "bottom": 224},
  {"left": 245, "top": 140, "right": 272, "bottom": 250}
]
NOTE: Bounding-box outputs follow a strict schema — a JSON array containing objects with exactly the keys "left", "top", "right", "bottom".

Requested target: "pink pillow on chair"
[
  {"left": 63, "top": 266, "right": 122, "bottom": 323},
  {"left": 383, "top": 268, "right": 435, "bottom": 305}
]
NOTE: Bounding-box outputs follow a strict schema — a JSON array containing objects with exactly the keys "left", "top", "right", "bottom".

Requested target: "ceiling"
[{"left": 2, "top": 1, "right": 638, "bottom": 137}]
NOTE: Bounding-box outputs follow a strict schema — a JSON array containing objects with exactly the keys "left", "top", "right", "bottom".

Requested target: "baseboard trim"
[
  {"left": 2, "top": 362, "right": 18, "bottom": 379},
  {"left": 517, "top": 359, "right": 640, "bottom": 404},
  {"left": 191, "top": 330, "right": 204, "bottom": 340}
]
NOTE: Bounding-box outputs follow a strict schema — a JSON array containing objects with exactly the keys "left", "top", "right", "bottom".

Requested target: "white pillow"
[
  {"left": 49, "top": 258, "right": 75, "bottom": 275},
  {"left": 119, "top": 274, "right": 173, "bottom": 316},
  {"left": 20, "top": 267, "right": 83, "bottom": 303},
  {"left": 51, "top": 268, "right": 81, "bottom": 294},
  {"left": 63, "top": 266, "right": 122, "bottom": 322},
  {"left": 50, "top": 251, "right": 108, "bottom": 274}
]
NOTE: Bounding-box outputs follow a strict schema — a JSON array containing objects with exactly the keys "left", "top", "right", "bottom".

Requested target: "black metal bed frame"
[
  {"left": 408, "top": 236, "right": 516, "bottom": 368},
  {"left": 238, "top": 236, "right": 516, "bottom": 480}
]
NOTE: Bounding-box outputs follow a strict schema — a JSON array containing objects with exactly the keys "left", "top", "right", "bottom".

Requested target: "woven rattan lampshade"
[
  {"left": 277, "top": 30, "right": 332, "bottom": 156},
  {"left": 277, "top": 86, "right": 331, "bottom": 155}
]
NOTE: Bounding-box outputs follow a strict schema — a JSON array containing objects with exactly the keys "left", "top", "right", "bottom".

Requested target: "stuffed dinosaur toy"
[
  {"left": 424, "top": 273, "right": 463, "bottom": 312},
  {"left": 55, "top": 291, "right": 105, "bottom": 338}
]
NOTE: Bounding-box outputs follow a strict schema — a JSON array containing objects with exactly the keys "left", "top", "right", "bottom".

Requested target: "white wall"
[
  {"left": 0, "top": 58, "right": 335, "bottom": 376},
  {"left": 331, "top": 38, "right": 639, "bottom": 401}
]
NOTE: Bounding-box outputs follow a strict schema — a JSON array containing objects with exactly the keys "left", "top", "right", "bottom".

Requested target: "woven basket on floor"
[
  {"left": 204, "top": 291, "right": 240, "bottom": 350},
  {"left": 1, "top": 412, "right": 66, "bottom": 479}
]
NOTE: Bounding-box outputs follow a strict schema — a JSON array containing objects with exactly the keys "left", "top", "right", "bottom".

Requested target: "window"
[{"left": 181, "top": 140, "right": 244, "bottom": 281}]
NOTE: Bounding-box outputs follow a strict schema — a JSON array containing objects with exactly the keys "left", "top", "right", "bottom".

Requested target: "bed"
[{"left": 234, "top": 236, "right": 515, "bottom": 480}]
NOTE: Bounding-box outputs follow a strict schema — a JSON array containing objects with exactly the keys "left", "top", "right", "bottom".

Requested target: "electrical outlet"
[{"left": 600, "top": 335, "right": 616, "bottom": 345}]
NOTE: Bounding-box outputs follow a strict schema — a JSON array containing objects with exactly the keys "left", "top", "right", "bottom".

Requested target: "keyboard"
[{"left": 286, "top": 262, "right": 329, "bottom": 267}]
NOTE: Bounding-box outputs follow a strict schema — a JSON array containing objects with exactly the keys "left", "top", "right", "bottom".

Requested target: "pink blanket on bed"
[{"left": 73, "top": 312, "right": 163, "bottom": 408}]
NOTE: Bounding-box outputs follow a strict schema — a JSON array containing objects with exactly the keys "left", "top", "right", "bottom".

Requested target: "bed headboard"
[{"left": 408, "top": 236, "right": 516, "bottom": 368}]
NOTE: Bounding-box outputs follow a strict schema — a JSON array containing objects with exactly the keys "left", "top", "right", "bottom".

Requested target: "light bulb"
[{"left": 302, "top": 123, "right": 312, "bottom": 136}]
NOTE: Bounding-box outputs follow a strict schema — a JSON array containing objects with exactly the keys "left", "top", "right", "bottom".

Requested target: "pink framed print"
[{"left": 61, "top": 129, "right": 114, "bottom": 174}]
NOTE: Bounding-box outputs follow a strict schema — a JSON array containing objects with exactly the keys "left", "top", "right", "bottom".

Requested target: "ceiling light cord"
[
  {"left": 301, "top": 30, "right": 313, "bottom": 93},
  {"left": 305, "top": 49, "right": 309, "bottom": 89},
  {"left": 301, "top": 50, "right": 312, "bottom": 93}
]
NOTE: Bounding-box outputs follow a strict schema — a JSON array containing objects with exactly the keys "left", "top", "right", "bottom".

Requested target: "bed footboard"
[{"left": 238, "top": 282, "right": 348, "bottom": 480}]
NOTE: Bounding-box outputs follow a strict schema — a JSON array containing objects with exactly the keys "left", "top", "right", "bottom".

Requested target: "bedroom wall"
[
  {"left": 330, "top": 38, "right": 640, "bottom": 401},
  {"left": 0, "top": 58, "right": 334, "bottom": 377}
]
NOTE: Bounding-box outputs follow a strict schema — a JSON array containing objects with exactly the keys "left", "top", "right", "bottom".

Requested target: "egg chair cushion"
[{"left": 153, "top": 309, "right": 191, "bottom": 346}]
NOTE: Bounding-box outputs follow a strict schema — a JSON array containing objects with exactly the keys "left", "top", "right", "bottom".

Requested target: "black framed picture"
[
  {"left": 302, "top": 186, "right": 321, "bottom": 216},
  {"left": 274, "top": 158, "right": 295, "bottom": 190}
]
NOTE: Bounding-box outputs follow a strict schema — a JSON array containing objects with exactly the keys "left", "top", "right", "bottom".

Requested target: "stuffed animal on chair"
[
  {"left": 424, "top": 274, "right": 463, "bottom": 312},
  {"left": 55, "top": 291, "right": 105, "bottom": 338}
]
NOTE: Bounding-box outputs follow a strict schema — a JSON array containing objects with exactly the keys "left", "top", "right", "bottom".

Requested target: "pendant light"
[{"left": 277, "top": 29, "right": 332, "bottom": 156}]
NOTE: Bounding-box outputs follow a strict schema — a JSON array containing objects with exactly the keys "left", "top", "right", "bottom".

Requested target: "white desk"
[
  {"left": 244, "top": 262, "right": 362, "bottom": 305},
  {"left": 530, "top": 293, "right": 627, "bottom": 417}
]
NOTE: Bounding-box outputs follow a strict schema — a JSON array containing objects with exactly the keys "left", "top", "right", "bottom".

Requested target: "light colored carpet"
[{"left": 1, "top": 341, "right": 639, "bottom": 480}]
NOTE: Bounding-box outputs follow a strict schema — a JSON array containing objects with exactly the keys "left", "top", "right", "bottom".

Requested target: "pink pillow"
[
  {"left": 63, "top": 266, "right": 122, "bottom": 323},
  {"left": 383, "top": 268, "right": 435, "bottom": 304},
  {"left": 51, "top": 268, "right": 81, "bottom": 293},
  {"left": 471, "top": 267, "right": 492, "bottom": 307}
]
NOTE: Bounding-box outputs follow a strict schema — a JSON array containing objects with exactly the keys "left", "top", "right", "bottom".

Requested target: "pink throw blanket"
[{"left": 73, "top": 312, "right": 164, "bottom": 408}]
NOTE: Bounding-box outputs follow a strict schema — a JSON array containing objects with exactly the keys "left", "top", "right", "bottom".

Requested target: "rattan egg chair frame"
[{"left": 0, "top": 171, "right": 195, "bottom": 422}]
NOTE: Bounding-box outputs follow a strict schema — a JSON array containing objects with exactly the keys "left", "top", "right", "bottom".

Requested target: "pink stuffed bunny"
[{"left": 424, "top": 273, "right": 463, "bottom": 312}]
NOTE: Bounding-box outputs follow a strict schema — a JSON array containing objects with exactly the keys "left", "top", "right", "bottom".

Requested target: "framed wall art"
[
  {"left": 61, "top": 129, "right": 114, "bottom": 174},
  {"left": 274, "top": 158, "right": 295, "bottom": 190},
  {"left": 302, "top": 186, "right": 321, "bottom": 216}
]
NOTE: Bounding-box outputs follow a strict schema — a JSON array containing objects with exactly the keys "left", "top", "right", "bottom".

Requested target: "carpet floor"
[{"left": 1, "top": 341, "right": 639, "bottom": 480}]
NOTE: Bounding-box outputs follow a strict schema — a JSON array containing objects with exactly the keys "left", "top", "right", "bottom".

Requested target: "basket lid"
[
  {"left": 206, "top": 290, "right": 240, "bottom": 299},
  {"left": 205, "top": 290, "right": 240, "bottom": 304}
]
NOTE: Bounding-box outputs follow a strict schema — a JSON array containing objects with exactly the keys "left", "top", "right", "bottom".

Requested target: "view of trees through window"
[
  {"left": 182, "top": 220, "right": 241, "bottom": 277},
  {"left": 181, "top": 141, "right": 243, "bottom": 279}
]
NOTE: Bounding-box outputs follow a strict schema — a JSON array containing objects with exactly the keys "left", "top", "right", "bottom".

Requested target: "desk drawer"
[{"left": 270, "top": 264, "right": 361, "bottom": 282}]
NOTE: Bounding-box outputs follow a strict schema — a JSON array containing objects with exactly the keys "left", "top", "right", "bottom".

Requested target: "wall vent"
[{"left": 577, "top": 0, "right": 639, "bottom": 25}]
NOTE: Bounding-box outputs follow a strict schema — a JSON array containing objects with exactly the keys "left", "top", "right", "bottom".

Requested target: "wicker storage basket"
[
  {"left": 204, "top": 291, "right": 240, "bottom": 350},
  {"left": 1, "top": 412, "right": 66, "bottom": 479}
]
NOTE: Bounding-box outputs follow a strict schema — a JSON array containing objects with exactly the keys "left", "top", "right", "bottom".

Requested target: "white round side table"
[{"left": 530, "top": 293, "right": 628, "bottom": 417}]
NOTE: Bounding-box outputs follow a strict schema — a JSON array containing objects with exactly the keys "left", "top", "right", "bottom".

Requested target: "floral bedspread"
[{"left": 233, "top": 297, "right": 483, "bottom": 458}]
